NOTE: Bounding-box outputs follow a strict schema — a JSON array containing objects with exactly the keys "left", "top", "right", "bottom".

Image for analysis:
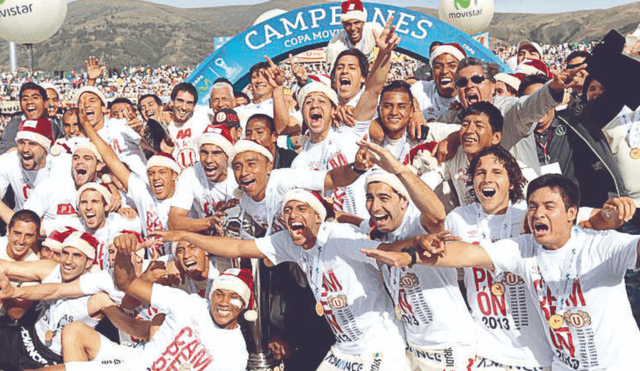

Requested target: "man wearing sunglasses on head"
[{"left": 434, "top": 57, "right": 585, "bottom": 178}]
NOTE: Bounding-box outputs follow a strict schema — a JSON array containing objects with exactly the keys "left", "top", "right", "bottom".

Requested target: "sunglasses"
[
  {"left": 456, "top": 75, "right": 486, "bottom": 88},
  {"left": 566, "top": 61, "right": 585, "bottom": 70}
]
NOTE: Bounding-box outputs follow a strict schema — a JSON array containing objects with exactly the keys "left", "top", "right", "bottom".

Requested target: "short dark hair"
[
  {"left": 565, "top": 50, "right": 590, "bottom": 66},
  {"left": 468, "top": 145, "right": 526, "bottom": 203},
  {"left": 380, "top": 80, "right": 414, "bottom": 104},
  {"left": 63, "top": 108, "right": 79, "bottom": 122},
  {"left": 214, "top": 77, "right": 233, "bottom": 85},
  {"left": 330, "top": 49, "right": 370, "bottom": 81},
  {"left": 249, "top": 62, "right": 270, "bottom": 80},
  {"left": 526, "top": 174, "right": 580, "bottom": 211},
  {"left": 20, "top": 82, "right": 47, "bottom": 101},
  {"left": 246, "top": 113, "right": 275, "bottom": 134},
  {"left": 170, "top": 82, "right": 198, "bottom": 102},
  {"left": 461, "top": 102, "right": 503, "bottom": 133},
  {"left": 581, "top": 75, "right": 605, "bottom": 102},
  {"left": 429, "top": 41, "right": 444, "bottom": 56},
  {"left": 456, "top": 58, "right": 500, "bottom": 82},
  {"left": 9, "top": 209, "right": 41, "bottom": 232},
  {"left": 234, "top": 91, "right": 250, "bottom": 103},
  {"left": 518, "top": 74, "right": 550, "bottom": 97},
  {"left": 109, "top": 97, "right": 134, "bottom": 110},
  {"left": 137, "top": 94, "right": 162, "bottom": 113}
]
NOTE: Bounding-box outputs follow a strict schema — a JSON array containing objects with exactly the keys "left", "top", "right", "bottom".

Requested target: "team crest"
[
  {"left": 327, "top": 294, "right": 348, "bottom": 309},
  {"left": 400, "top": 272, "right": 419, "bottom": 288},
  {"left": 563, "top": 310, "right": 591, "bottom": 328},
  {"left": 504, "top": 272, "right": 523, "bottom": 286}
]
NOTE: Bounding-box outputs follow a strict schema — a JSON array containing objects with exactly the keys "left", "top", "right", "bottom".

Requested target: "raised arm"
[
  {"left": 324, "top": 146, "right": 373, "bottom": 190},
  {"left": 265, "top": 56, "right": 302, "bottom": 134},
  {"left": 358, "top": 140, "right": 445, "bottom": 232},
  {"left": 146, "top": 231, "right": 265, "bottom": 259},
  {"left": 0, "top": 273, "right": 84, "bottom": 302},
  {"left": 167, "top": 207, "right": 225, "bottom": 234},
  {"left": 0, "top": 259, "right": 58, "bottom": 283},
  {"left": 102, "top": 304, "right": 164, "bottom": 342},
  {"left": 355, "top": 17, "right": 401, "bottom": 122}
]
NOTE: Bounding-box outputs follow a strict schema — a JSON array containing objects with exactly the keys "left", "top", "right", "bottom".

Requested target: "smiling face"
[
  {"left": 45, "top": 88, "right": 60, "bottom": 118},
  {"left": 473, "top": 154, "right": 512, "bottom": 215},
  {"left": 365, "top": 182, "right": 408, "bottom": 233},
  {"left": 250, "top": 68, "right": 273, "bottom": 103},
  {"left": 342, "top": 19, "right": 364, "bottom": 45},
  {"left": 78, "top": 189, "right": 107, "bottom": 230},
  {"left": 432, "top": 53, "right": 460, "bottom": 98},
  {"left": 526, "top": 186, "right": 576, "bottom": 250},
  {"left": 72, "top": 148, "right": 102, "bottom": 188},
  {"left": 174, "top": 241, "right": 209, "bottom": 281},
  {"left": 60, "top": 246, "right": 93, "bottom": 282},
  {"left": 333, "top": 55, "right": 365, "bottom": 104},
  {"left": 17, "top": 139, "right": 47, "bottom": 171},
  {"left": 139, "top": 96, "right": 163, "bottom": 122},
  {"left": 147, "top": 166, "right": 178, "bottom": 200},
  {"left": 171, "top": 91, "right": 196, "bottom": 124},
  {"left": 110, "top": 102, "right": 134, "bottom": 120},
  {"left": 379, "top": 90, "right": 413, "bottom": 140},
  {"left": 210, "top": 289, "right": 243, "bottom": 329},
  {"left": 78, "top": 92, "right": 107, "bottom": 129},
  {"left": 63, "top": 111, "right": 84, "bottom": 139},
  {"left": 460, "top": 113, "right": 502, "bottom": 159},
  {"left": 302, "top": 91, "right": 335, "bottom": 143},
  {"left": 283, "top": 200, "right": 322, "bottom": 249},
  {"left": 232, "top": 151, "right": 272, "bottom": 202},
  {"left": 199, "top": 144, "right": 228, "bottom": 183},
  {"left": 517, "top": 46, "right": 541, "bottom": 65},
  {"left": 209, "top": 86, "right": 236, "bottom": 113},
  {"left": 457, "top": 66, "right": 494, "bottom": 109},
  {"left": 245, "top": 118, "right": 277, "bottom": 156},
  {"left": 7, "top": 221, "right": 38, "bottom": 261},
  {"left": 20, "top": 89, "right": 46, "bottom": 119}
]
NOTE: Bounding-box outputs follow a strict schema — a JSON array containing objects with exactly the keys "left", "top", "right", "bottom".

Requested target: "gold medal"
[
  {"left": 395, "top": 305, "right": 402, "bottom": 320},
  {"left": 630, "top": 148, "right": 640, "bottom": 159},
  {"left": 45, "top": 330, "right": 54, "bottom": 343},
  {"left": 491, "top": 282, "right": 505, "bottom": 296},
  {"left": 315, "top": 302, "right": 324, "bottom": 316},
  {"left": 549, "top": 314, "right": 564, "bottom": 330}
]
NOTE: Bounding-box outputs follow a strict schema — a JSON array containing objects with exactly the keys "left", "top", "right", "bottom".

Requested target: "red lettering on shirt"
[
  {"left": 176, "top": 129, "right": 192, "bottom": 140},
  {"left": 549, "top": 327, "right": 576, "bottom": 358},
  {"left": 398, "top": 288, "right": 414, "bottom": 314},
  {"left": 151, "top": 326, "right": 213, "bottom": 371},
  {"left": 322, "top": 270, "right": 343, "bottom": 293},
  {"left": 110, "top": 139, "right": 122, "bottom": 154},
  {"left": 57, "top": 203, "right": 77, "bottom": 215},
  {"left": 23, "top": 185, "right": 31, "bottom": 200}
]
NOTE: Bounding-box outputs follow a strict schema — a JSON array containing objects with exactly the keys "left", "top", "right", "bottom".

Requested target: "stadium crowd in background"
[{"left": 0, "top": 0, "right": 638, "bottom": 370}]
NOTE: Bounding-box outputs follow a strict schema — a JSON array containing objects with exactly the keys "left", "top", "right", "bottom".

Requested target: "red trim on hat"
[
  {"left": 342, "top": 0, "right": 364, "bottom": 13},
  {"left": 203, "top": 124, "right": 234, "bottom": 144},
  {"left": 409, "top": 142, "right": 438, "bottom": 164}
]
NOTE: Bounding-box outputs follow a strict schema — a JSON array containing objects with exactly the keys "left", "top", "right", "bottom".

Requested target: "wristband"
[
  {"left": 401, "top": 247, "right": 417, "bottom": 268},
  {"left": 351, "top": 163, "right": 366, "bottom": 174}
]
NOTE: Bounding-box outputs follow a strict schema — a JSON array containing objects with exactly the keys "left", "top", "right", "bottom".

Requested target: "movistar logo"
[
  {"left": 0, "top": 3, "right": 34, "bottom": 18},
  {"left": 454, "top": 0, "right": 477, "bottom": 10}
]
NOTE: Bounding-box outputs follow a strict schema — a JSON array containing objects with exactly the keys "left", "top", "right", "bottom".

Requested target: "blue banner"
[{"left": 186, "top": 2, "right": 508, "bottom": 105}]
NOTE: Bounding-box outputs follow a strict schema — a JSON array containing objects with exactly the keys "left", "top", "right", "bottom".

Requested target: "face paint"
[{"left": 229, "top": 298, "right": 244, "bottom": 309}]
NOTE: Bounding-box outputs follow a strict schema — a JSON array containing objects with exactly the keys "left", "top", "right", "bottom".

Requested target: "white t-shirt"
[
  {"left": 171, "top": 164, "right": 238, "bottom": 219},
  {"left": 234, "top": 98, "right": 273, "bottom": 133},
  {"left": 167, "top": 106, "right": 210, "bottom": 170},
  {"left": 485, "top": 228, "right": 640, "bottom": 371},
  {"left": 255, "top": 222, "right": 405, "bottom": 356},
  {"left": 361, "top": 205, "right": 478, "bottom": 350},
  {"left": 0, "top": 151, "right": 72, "bottom": 210},
  {"left": 137, "top": 283, "right": 248, "bottom": 371},
  {"left": 83, "top": 213, "right": 142, "bottom": 270},
  {"left": 446, "top": 202, "right": 553, "bottom": 367},
  {"left": 410, "top": 80, "right": 459, "bottom": 121},
  {"left": 604, "top": 107, "right": 640, "bottom": 207},
  {"left": 34, "top": 267, "right": 100, "bottom": 355},
  {"left": 0, "top": 236, "right": 39, "bottom": 316},
  {"left": 97, "top": 118, "right": 147, "bottom": 180},
  {"left": 23, "top": 172, "right": 84, "bottom": 235},
  {"left": 291, "top": 122, "right": 369, "bottom": 218},
  {"left": 126, "top": 175, "right": 171, "bottom": 240},
  {"left": 239, "top": 168, "right": 326, "bottom": 236},
  {"left": 174, "top": 259, "right": 220, "bottom": 301}
]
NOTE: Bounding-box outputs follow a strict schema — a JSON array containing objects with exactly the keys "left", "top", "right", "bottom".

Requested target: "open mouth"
[
  {"left": 184, "top": 260, "right": 198, "bottom": 270},
  {"left": 439, "top": 77, "right": 453, "bottom": 86},
  {"left": 153, "top": 181, "right": 164, "bottom": 194},
  {"left": 466, "top": 93, "right": 480, "bottom": 104},
  {"left": 309, "top": 112, "right": 322, "bottom": 125},
  {"left": 481, "top": 187, "right": 496, "bottom": 198},
  {"left": 462, "top": 135, "right": 477, "bottom": 146},
  {"left": 373, "top": 213, "right": 390, "bottom": 223},
  {"left": 289, "top": 221, "right": 305, "bottom": 235},
  {"left": 533, "top": 222, "right": 550, "bottom": 235}
]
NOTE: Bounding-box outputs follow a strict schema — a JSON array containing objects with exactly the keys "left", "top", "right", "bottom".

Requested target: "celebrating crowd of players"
[{"left": 0, "top": 0, "right": 638, "bottom": 370}]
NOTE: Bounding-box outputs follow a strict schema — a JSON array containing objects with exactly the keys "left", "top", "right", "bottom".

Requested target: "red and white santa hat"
[
  {"left": 146, "top": 152, "right": 181, "bottom": 174},
  {"left": 340, "top": 0, "right": 366, "bottom": 23},
  {"left": 515, "top": 59, "right": 553, "bottom": 79},
  {"left": 494, "top": 73, "right": 523, "bottom": 92},
  {"left": 73, "top": 141, "right": 103, "bottom": 162},
  {"left": 282, "top": 188, "right": 327, "bottom": 221},
  {"left": 15, "top": 118, "right": 53, "bottom": 150},
  {"left": 198, "top": 124, "right": 235, "bottom": 158},
  {"left": 42, "top": 226, "right": 78, "bottom": 253},
  {"left": 76, "top": 182, "right": 112, "bottom": 207},
  {"left": 429, "top": 43, "right": 467, "bottom": 67},
  {"left": 365, "top": 169, "right": 409, "bottom": 199},
  {"left": 231, "top": 139, "right": 274, "bottom": 163},
  {"left": 211, "top": 268, "right": 258, "bottom": 321},
  {"left": 62, "top": 231, "right": 100, "bottom": 261},
  {"left": 297, "top": 81, "right": 339, "bottom": 108},
  {"left": 76, "top": 86, "right": 108, "bottom": 106}
]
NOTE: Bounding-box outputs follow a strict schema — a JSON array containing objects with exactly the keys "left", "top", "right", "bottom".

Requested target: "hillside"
[{"left": 1, "top": 0, "right": 638, "bottom": 71}]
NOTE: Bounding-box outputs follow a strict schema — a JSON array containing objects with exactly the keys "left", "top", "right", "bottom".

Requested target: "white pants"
[
  {"left": 407, "top": 344, "right": 475, "bottom": 371},
  {"left": 65, "top": 334, "right": 142, "bottom": 371},
  {"left": 317, "top": 345, "right": 411, "bottom": 371}
]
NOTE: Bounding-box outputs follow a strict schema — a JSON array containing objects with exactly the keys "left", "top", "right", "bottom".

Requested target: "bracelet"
[
  {"left": 401, "top": 247, "right": 417, "bottom": 268},
  {"left": 351, "top": 163, "right": 366, "bottom": 174}
]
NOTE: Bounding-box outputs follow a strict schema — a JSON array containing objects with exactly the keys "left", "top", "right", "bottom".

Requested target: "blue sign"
[{"left": 186, "top": 2, "right": 508, "bottom": 105}]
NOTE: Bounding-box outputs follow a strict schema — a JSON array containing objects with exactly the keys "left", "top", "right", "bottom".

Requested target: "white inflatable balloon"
[
  {"left": 253, "top": 9, "right": 286, "bottom": 26},
  {"left": 438, "top": 0, "right": 494, "bottom": 35},
  {"left": 0, "top": 0, "right": 67, "bottom": 44}
]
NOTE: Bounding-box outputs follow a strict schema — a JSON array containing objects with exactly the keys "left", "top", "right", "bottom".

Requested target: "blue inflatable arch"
[{"left": 186, "top": 2, "right": 508, "bottom": 105}]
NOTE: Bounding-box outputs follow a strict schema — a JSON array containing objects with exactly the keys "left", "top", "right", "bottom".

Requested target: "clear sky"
[{"left": 113, "top": 0, "right": 639, "bottom": 14}]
